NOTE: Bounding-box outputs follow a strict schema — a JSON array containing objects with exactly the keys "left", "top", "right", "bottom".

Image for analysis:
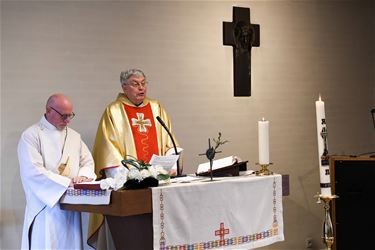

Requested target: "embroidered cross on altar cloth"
[{"left": 152, "top": 175, "right": 284, "bottom": 249}]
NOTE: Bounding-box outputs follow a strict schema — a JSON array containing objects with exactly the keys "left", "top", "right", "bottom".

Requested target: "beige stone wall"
[{"left": 1, "top": 1, "right": 374, "bottom": 249}]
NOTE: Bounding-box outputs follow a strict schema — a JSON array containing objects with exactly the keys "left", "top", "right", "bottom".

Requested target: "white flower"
[
  {"left": 128, "top": 167, "right": 142, "bottom": 181},
  {"left": 100, "top": 178, "right": 115, "bottom": 190},
  {"left": 148, "top": 166, "right": 159, "bottom": 178},
  {"left": 119, "top": 157, "right": 172, "bottom": 188},
  {"left": 117, "top": 166, "right": 129, "bottom": 177},
  {"left": 111, "top": 172, "right": 127, "bottom": 191},
  {"left": 99, "top": 166, "right": 130, "bottom": 191},
  {"left": 113, "top": 175, "right": 127, "bottom": 191},
  {"left": 140, "top": 169, "right": 151, "bottom": 179}
]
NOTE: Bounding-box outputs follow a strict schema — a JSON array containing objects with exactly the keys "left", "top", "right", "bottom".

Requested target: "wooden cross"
[
  {"left": 223, "top": 6, "right": 260, "bottom": 96},
  {"left": 215, "top": 222, "right": 230, "bottom": 246}
]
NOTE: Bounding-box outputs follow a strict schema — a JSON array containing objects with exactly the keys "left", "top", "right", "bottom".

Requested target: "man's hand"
[{"left": 69, "top": 176, "right": 94, "bottom": 187}]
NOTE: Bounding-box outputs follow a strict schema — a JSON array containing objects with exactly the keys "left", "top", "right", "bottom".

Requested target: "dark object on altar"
[
  {"left": 123, "top": 177, "right": 159, "bottom": 190},
  {"left": 196, "top": 161, "right": 248, "bottom": 177}
]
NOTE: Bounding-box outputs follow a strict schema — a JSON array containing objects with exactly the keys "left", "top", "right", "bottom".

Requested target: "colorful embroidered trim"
[{"left": 66, "top": 189, "right": 108, "bottom": 196}]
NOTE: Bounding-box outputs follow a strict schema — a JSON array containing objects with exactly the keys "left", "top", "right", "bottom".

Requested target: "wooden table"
[{"left": 61, "top": 188, "right": 153, "bottom": 250}]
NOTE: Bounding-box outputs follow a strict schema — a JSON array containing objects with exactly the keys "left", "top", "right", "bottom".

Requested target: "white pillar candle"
[
  {"left": 258, "top": 118, "right": 270, "bottom": 165},
  {"left": 315, "top": 95, "right": 332, "bottom": 196}
]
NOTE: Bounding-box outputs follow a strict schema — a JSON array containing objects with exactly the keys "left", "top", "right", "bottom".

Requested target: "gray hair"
[{"left": 120, "top": 69, "right": 147, "bottom": 86}]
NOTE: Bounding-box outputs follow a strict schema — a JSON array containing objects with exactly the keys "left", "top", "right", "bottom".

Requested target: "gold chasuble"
[{"left": 88, "top": 93, "right": 178, "bottom": 247}]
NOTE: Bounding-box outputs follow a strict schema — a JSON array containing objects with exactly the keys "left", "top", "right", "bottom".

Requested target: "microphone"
[{"left": 156, "top": 116, "right": 183, "bottom": 177}]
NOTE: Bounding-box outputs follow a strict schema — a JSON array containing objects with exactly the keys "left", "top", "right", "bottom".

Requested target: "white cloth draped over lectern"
[{"left": 152, "top": 175, "right": 284, "bottom": 249}]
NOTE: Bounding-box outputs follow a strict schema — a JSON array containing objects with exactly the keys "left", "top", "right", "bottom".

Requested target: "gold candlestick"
[
  {"left": 315, "top": 193, "right": 338, "bottom": 250},
  {"left": 255, "top": 162, "right": 273, "bottom": 176}
]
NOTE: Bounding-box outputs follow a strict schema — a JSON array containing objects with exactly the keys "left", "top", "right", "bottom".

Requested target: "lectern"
[
  {"left": 61, "top": 189, "right": 153, "bottom": 249},
  {"left": 329, "top": 155, "right": 375, "bottom": 250}
]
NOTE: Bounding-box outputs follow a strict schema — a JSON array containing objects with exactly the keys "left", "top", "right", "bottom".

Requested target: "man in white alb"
[{"left": 18, "top": 93, "right": 97, "bottom": 249}]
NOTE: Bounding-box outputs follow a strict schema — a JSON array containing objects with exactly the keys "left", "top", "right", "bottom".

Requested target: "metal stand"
[
  {"left": 199, "top": 138, "right": 222, "bottom": 181},
  {"left": 315, "top": 193, "right": 338, "bottom": 250}
]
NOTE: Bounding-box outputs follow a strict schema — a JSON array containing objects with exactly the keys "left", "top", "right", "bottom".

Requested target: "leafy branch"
[{"left": 212, "top": 132, "right": 229, "bottom": 151}]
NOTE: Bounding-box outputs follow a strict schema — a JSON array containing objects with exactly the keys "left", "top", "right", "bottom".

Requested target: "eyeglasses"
[
  {"left": 126, "top": 80, "right": 148, "bottom": 89},
  {"left": 49, "top": 106, "right": 75, "bottom": 120}
]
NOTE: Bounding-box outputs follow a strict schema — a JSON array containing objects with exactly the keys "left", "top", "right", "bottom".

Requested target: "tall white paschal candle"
[
  {"left": 258, "top": 118, "right": 270, "bottom": 165},
  {"left": 315, "top": 95, "right": 332, "bottom": 196}
]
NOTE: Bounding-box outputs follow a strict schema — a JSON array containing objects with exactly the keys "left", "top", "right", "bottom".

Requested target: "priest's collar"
[
  {"left": 40, "top": 115, "right": 60, "bottom": 131},
  {"left": 116, "top": 93, "right": 149, "bottom": 107}
]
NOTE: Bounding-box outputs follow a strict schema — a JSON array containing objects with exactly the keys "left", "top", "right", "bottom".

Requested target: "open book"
[{"left": 196, "top": 156, "right": 242, "bottom": 175}]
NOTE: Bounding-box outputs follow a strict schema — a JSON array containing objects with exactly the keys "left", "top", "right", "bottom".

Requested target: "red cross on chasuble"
[{"left": 124, "top": 103, "right": 159, "bottom": 163}]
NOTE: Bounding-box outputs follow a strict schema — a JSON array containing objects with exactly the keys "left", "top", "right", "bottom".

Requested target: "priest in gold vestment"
[{"left": 88, "top": 69, "right": 181, "bottom": 249}]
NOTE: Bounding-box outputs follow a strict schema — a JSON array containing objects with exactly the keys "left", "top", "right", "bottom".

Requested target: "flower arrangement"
[{"left": 100, "top": 155, "right": 170, "bottom": 190}]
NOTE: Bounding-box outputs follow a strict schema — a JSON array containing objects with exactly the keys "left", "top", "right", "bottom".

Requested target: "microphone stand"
[{"left": 156, "top": 116, "right": 185, "bottom": 177}]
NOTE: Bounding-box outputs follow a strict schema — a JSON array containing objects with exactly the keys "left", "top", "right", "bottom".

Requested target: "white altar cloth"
[{"left": 152, "top": 175, "right": 284, "bottom": 249}]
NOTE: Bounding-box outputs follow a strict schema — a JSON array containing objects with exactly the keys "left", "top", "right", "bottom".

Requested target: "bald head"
[
  {"left": 46, "top": 93, "right": 72, "bottom": 109},
  {"left": 45, "top": 93, "right": 74, "bottom": 130}
]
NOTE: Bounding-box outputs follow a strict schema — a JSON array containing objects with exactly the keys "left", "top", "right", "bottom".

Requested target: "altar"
[{"left": 61, "top": 174, "right": 285, "bottom": 249}]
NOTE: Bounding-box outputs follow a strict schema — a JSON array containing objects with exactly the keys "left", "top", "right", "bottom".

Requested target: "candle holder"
[
  {"left": 315, "top": 193, "right": 339, "bottom": 250},
  {"left": 255, "top": 162, "right": 273, "bottom": 176}
]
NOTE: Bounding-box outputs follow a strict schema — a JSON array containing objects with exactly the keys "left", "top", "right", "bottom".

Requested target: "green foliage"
[
  {"left": 157, "top": 173, "right": 170, "bottom": 180},
  {"left": 122, "top": 155, "right": 150, "bottom": 170},
  {"left": 212, "top": 132, "right": 229, "bottom": 151}
]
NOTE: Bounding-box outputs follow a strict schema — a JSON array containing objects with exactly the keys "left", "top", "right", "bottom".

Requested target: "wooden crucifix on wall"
[{"left": 223, "top": 6, "right": 260, "bottom": 96}]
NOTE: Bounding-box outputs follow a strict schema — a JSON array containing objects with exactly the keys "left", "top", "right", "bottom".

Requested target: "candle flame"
[
  {"left": 262, "top": 117, "right": 265, "bottom": 121},
  {"left": 319, "top": 94, "right": 321, "bottom": 101}
]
